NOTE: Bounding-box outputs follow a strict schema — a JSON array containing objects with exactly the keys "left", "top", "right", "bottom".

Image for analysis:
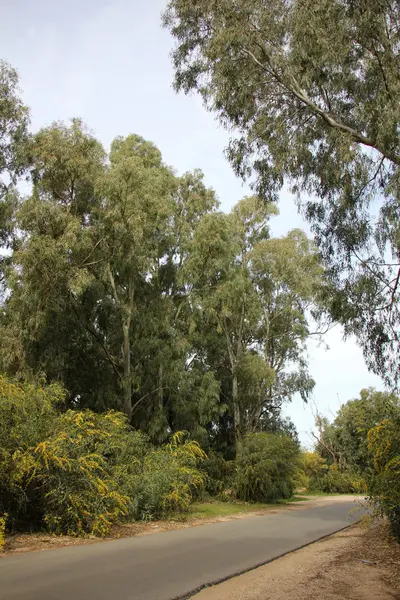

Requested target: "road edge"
[{"left": 175, "top": 521, "right": 362, "bottom": 600}]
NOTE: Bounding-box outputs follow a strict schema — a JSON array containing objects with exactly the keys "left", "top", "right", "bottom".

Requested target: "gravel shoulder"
[{"left": 192, "top": 520, "right": 400, "bottom": 600}]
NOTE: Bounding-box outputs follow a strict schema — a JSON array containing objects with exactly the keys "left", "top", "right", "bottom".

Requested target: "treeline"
[
  {"left": 302, "top": 388, "right": 400, "bottom": 539},
  {"left": 0, "top": 375, "right": 300, "bottom": 537},
  {"left": 0, "top": 59, "right": 326, "bottom": 539},
  {"left": 0, "top": 60, "right": 325, "bottom": 459},
  {"left": 2, "top": 375, "right": 399, "bottom": 542}
]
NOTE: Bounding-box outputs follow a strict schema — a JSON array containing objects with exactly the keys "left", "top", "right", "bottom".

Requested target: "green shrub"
[
  {"left": 0, "top": 513, "right": 6, "bottom": 550},
  {"left": 302, "top": 451, "right": 329, "bottom": 478},
  {"left": 309, "top": 465, "right": 367, "bottom": 494},
  {"left": 293, "top": 467, "right": 309, "bottom": 490},
  {"left": 1, "top": 382, "right": 148, "bottom": 536},
  {"left": 0, "top": 375, "right": 208, "bottom": 535},
  {"left": 0, "top": 375, "right": 63, "bottom": 528},
  {"left": 132, "top": 432, "right": 207, "bottom": 520},
  {"left": 368, "top": 418, "right": 400, "bottom": 541},
  {"left": 293, "top": 451, "right": 329, "bottom": 490},
  {"left": 234, "top": 433, "right": 299, "bottom": 503},
  {"left": 30, "top": 410, "right": 147, "bottom": 536},
  {"left": 0, "top": 375, "right": 213, "bottom": 536},
  {"left": 201, "top": 451, "right": 235, "bottom": 499}
]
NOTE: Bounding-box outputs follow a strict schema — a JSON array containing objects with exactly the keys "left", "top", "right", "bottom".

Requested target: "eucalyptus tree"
[
  {"left": 0, "top": 119, "right": 109, "bottom": 404},
  {"left": 315, "top": 388, "right": 400, "bottom": 472},
  {"left": 184, "top": 196, "right": 324, "bottom": 454},
  {"left": 164, "top": 0, "right": 400, "bottom": 385},
  {"left": 0, "top": 60, "right": 29, "bottom": 292},
  {"left": 0, "top": 121, "right": 222, "bottom": 441}
]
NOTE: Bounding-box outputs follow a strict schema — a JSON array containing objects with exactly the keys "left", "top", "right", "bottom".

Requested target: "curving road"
[{"left": 0, "top": 498, "right": 364, "bottom": 600}]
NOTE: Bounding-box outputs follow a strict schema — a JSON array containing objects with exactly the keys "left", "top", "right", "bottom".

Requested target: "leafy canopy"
[{"left": 164, "top": 0, "right": 400, "bottom": 386}]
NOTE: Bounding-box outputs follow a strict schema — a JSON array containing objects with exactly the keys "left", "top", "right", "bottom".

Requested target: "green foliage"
[
  {"left": 0, "top": 61, "right": 29, "bottom": 181},
  {"left": 0, "top": 375, "right": 146, "bottom": 536},
  {"left": 26, "top": 410, "right": 135, "bottom": 537},
  {"left": 0, "top": 62, "right": 326, "bottom": 524},
  {"left": 301, "top": 451, "right": 329, "bottom": 479},
  {"left": 0, "top": 513, "right": 7, "bottom": 550},
  {"left": 164, "top": 0, "right": 400, "bottom": 386},
  {"left": 332, "top": 389, "right": 400, "bottom": 472},
  {"left": 0, "top": 375, "right": 63, "bottom": 526},
  {"left": 309, "top": 465, "right": 367, "bottom": 495},
  {"left": 201, "top": 451, "right": 235, "bottom": 498},
  {"left": 0, "top": 119, "right": 225, "bottom": 446},
  {"left": 0, "top": 60, "right": 29, "bottom": 293},
  {"left": 294, "top": 451, "right": 329, "bottom": 490},
  {"left": 133, "top": 432, "right": 206, "bottom": 519},
  {"left": 0, "top": 113, "right": 321, "bottom": 458},
  {"left": 184, "top": 195, "right": 323, "bottom": 455},
  {"left": 315, "top": 389, "right": 400, "bottom": 473},
  {"left": 368, "top": 418, "right": 400, "bottom": 541},
  {"left": 0, "top": 62, "right": 28, "bottom": 173},
  {"left": 234, "top": 433, "right": 299, "bottom": 503},
  {"left": 0, "top": 375, "right": 207, "bottom": 536}
]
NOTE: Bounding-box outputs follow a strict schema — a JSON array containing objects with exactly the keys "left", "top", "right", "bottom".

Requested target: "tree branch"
[
  {"left": 69, "top": 295, "right": 122, "bottom": 381},
  {"left": 131, "top": 386, "right": 171, "bottom": 416},
  {"left": 241, "top": 47, "right": 400, "bottom": 166}
]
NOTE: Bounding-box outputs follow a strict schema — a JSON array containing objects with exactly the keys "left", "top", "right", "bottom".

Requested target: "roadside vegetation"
[
  {"left": 1, "top": 372, "right": 399, "bottom": 546},
  {"left": 1, "top": 0, "right": 400, "bottom": 550}
]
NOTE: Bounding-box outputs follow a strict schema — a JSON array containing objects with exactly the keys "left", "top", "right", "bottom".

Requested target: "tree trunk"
[
  {"left": 232, "top": 371, "right": 242, "bottom": 458},
  {"left": 122, "top": 319, "right": 132, "bottom": 421},
  {"left": 158, "top": 363, "right": 163, "bottom": 411},
  {"left": 106, "top": 263, "right": 134, "bottom": 421}
]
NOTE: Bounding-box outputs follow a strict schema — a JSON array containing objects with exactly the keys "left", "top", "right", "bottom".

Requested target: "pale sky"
[{"left": 1, "top": 0, "right": 383, "bottom": 445}]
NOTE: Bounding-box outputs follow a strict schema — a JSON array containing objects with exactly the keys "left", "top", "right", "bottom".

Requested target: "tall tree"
[
  {"left": 164, "top": 0, "right": 400, "bottom": 385},
  {"left": 94, "top": 134, "right": 177, "bottom": 419},
  {"left": 0, "top": 122, "right": 223, "bottom": 442},
  {"left": 184, "top": 196, "right": 324, "bottom": 455},
  {"left": 314, "top": 388, "right": 400, "bottom": 473},
  {"left": 0, "top": 119, "right": 108, "bottom": 397},
  {"left": 126, "top": 168, "right": 222, "bottom": 443},
  {"left": 0, "top": 60, "right": 29, "bottom": 293}
]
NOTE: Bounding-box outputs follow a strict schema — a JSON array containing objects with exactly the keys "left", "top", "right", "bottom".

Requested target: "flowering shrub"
[
  {"left": 368, "top": 418, "right": 400, "bottom": 541},
  {"left": 0, "top": 375, "right": 207, "bottom": 536}
]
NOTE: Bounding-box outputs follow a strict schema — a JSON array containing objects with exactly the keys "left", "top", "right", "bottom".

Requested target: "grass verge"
[{"left": 190, "top": 496, "right": 311, "bottom": 519}]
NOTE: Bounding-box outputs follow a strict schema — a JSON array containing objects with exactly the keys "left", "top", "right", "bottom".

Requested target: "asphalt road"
[{"left": 0, "top": 500, "right": 364, "bottom": 600}]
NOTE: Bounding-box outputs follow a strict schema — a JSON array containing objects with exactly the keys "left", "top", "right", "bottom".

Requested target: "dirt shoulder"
[
  {"left": 192, "top": 520, "right": 400, "bottom": 600},
  {"left": 1, "top": 495, "right": 360, "bottom": 556}
]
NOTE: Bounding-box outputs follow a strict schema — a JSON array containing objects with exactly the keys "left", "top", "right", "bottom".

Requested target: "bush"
[
  {"left": 301, "top": 451, "right": 329, "bottom": 479},
  {"left": 0, "top": 375, "right": 207, "bottom": 536},
  {"left": 0, "top": 375, "right": 63, "bottom": 528},
  {"left": 132, "top": 432, "right": 207, "bottom": 520},
  {"left": 309, "top": 465, "right": 367, "bottom": 494},
  {"left": 1, "top": 384, "right": 148, "bottom": 536},
  {"left": 293, "top": 467, "right": 309, "bottom": 490},
  {"left": 29, "top": 410, "right": 146, "bottom": 536},
  {"left": 201, "top": 451, "right": 235, "bottom": 499},
  {"left": 368, "top": 418, "right": 400, "bottom": 541},
  {"left": 0, "top": 514, "right": 6, "bottom": 550},
  {"left": 234, "top": 433, "right": 299, "bottom": 503},
  {"left": 294, "top": 451, "right": 329, "bottom": 490}
]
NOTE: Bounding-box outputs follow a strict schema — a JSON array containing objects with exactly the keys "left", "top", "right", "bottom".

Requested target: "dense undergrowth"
[
  {"left": 0, "top": 376, "right": 206, "bottom": 537},
  {"left": 1, "top": 375, "right": 399, "bottom": 545}
]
